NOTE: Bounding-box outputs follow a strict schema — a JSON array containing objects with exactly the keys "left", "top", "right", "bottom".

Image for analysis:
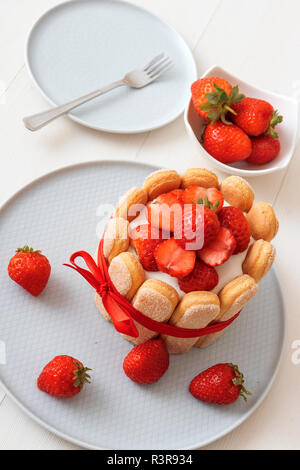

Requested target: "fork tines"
[{"left": 144, "top": 53, "right": 173, "bottom": 79}]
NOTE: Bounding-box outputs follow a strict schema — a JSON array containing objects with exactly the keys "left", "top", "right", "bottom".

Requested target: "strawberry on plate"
[
  {"left": 189, "top": 363, "right": 251, "bottom": 405},
  {"left": 191, "top": 78, "right": 244, "bottom": 124},
  {"left": 178, "top": 259, "right": 219, "bottom": 293},
  {"left": 130, "top": 224, "right": 165, "bottom": 272},
  {"left": 218, "top": 207, "right": 251, "bottom": 254},
  {"left": 154, "top": 238, "right": 196, "bottom": 279},
  {"left": 123, "top": 338, "right": 169, "bottom": 385},
  {"left": 247, "top": 134, "right": 281, "bottom": 165},
  {"left": 197, "top": 227, "right": 236, "bottom": 267},
  {"left": 37, "top": 355, "right": 91, "bottom": 398},
  {"left": 231, "top": 97, "right": 283, "bottom": 137},
  {"left": 8, "top": 245, "right": 51, "bottom": 297},
  {"left": 203, "top": 121, "right": 252, "bottom": 164},
  {"left": 147, "top": 189, "right": 184, "bottom": 234},
  {"left": 183, "top": 186, "right": 224, "bottom": 213}
]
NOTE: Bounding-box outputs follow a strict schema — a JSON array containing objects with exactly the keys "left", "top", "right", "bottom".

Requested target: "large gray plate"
[
  {"left": 0, "top": 161, "right": 285, "bottom": 450},
  {"left": 25, "top": 0, "right": 197, "bottom": 133}
]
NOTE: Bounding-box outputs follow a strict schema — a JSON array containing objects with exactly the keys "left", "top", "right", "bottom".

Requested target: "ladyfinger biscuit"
[
  {"left": 247, "top": 202, "right": 279, "bottom": 242},
  {"left": 242, "top": 240, "right": 276, "bottom": 282},
  {"left": 103, "top": 217, "right": 130, "bottom": 263},
  {"left": 108, "top": 252, "right": 145, "bottom": 300},
  {"left": 162, "top": 292, "right": 220, "bottom": 354},
  {"left": 143, "top": 170, "right": 181, "bottom": 200},
  {"left": 123, "top": 279, "right": 179, "bottom": 345},
  {"left": 195, "top": 275, "right": 258, "bottom": 349},
  {"left": 94, "top": 293, "right": 111, "bottom": 322},
  {"left": 220, "top": 176, "right": 254, "bottom": 212},
  {"left": 115, "top": 187, "right": 148, "bottom": 222},
  {"left": 181, "top": 168, "right": 219, "bottom": 189}
]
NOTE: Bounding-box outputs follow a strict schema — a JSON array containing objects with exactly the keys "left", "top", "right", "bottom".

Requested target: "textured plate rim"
[
  {"left": 0, "top": 160, "right": 287, "bottom": 450},
  {"left": 24, "top": 0, "right": 198, "bottom": 134}
]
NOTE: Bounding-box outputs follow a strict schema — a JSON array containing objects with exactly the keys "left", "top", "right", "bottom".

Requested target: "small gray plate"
[
  {"left": 25, "top": 0, "right": 197, "bottom": 133},
  {"left": 0, "top": 161, "right": 285, "bottom": 449}
]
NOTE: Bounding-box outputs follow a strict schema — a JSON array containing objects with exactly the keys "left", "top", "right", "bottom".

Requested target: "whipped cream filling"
[{"left": 129, "top": 207, "right": 247, "bottom": 298}]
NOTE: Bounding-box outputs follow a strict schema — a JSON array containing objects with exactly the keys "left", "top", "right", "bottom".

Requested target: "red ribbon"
[{"left": 64, "top": 238, "right": 241, "bottom": 339}]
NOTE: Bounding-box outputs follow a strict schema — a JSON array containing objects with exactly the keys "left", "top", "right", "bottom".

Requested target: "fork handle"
[{"left": 23, "top": 80, "right": 124, "bottom": 131}]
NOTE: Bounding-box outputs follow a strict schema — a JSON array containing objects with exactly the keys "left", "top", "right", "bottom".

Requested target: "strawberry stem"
[
  {"left": 200, "top": 84, "right": 244, "bottom": 125},
  {"left": 196, "top": 197, "right": 220, "bottom": 213},
  {"left": 224, "top": 105, "right": 237, "bottom": 115},
  {"left": 229, "top": 363, "right": 251, "bottom": 402},
  {"left": 16, "top": 245, "right": 41, "bottom": 254},
  {"left": 73, "top": 361, "right": 92, "bottom": 389},
  {"left": 266, "top": 110, "right": 283, "bottom": 139}
]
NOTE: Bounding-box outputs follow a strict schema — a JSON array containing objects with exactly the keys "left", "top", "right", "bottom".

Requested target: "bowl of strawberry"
[{"left": 184, "top": 65, "right": 298, "bottom": 176}]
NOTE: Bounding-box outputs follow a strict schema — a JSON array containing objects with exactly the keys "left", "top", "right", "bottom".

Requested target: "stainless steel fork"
[{"left": 23, "top": 53, "right": 172, "bottom": 131}]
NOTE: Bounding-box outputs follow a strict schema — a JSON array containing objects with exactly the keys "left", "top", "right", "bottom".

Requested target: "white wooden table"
[{"left": 1, "top": 0, "right": 300, "bottom": 450}]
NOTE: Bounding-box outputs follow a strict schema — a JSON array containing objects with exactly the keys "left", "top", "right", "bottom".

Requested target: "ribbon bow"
[{"left": 64, "top": 239, "right": 241, "bottom": 339}]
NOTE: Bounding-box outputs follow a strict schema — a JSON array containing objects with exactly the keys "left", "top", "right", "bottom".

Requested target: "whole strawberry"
[
  {"left": 218, "top": 207, "right": 251, "bottom": 254},
  {"left": 203, "top": 121, "right": 252, "bottom": 164},
  {"left": 232, "top": 98, "right": 283, "bottom": 137},
  {"left": 181, "top": 203, "right": 220, "bottom": 250},
  {"left": 123, "top": 338, "right": 169, "bottom": 385},
  {"left": 191, "top": 78, "right": 244, "bottom": 124},
  {"left": 247, "top": 134, "right": 280, "bottom": 165},
  {"left": 8, "top": 246, "right": 51, "bottom": 296},
  {"left": 37, "top": 355, "right": 91, "bottom": 398},
  {"left": 178, "top": 259, "right": 218, "bottom": 293},
  {"left": 130, "top": 224, "right": 165, "bottom": 271},
  {"left": 189, "top": 363, "right": 251, "bottom": 405}
]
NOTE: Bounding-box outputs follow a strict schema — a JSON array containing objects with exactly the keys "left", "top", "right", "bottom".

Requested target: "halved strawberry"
[
  {"left": 154, "top": 238, "right": 196, "bottom": 279},
  {"left": 178, "top": 259, "right": 219, "bottom": 293},
  {"left": 130, "top": 224, "right": 165, "bottom": 272},
  {"left": 197, "top": 227, "right": 236, "bottom": 267},
  {"left": 147, "top": 189, "right": 184, "bottom": 234},
  {"left": 183, "top": 186, "right": 224, "bottom": 213},
  {"left": 218, "top": 207, "right": 251, "bottom": 254}
]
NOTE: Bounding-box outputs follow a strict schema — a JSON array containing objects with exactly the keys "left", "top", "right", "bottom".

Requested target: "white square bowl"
[{"left": 184, "top": 65, "right": 299, "bottom": 177}]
